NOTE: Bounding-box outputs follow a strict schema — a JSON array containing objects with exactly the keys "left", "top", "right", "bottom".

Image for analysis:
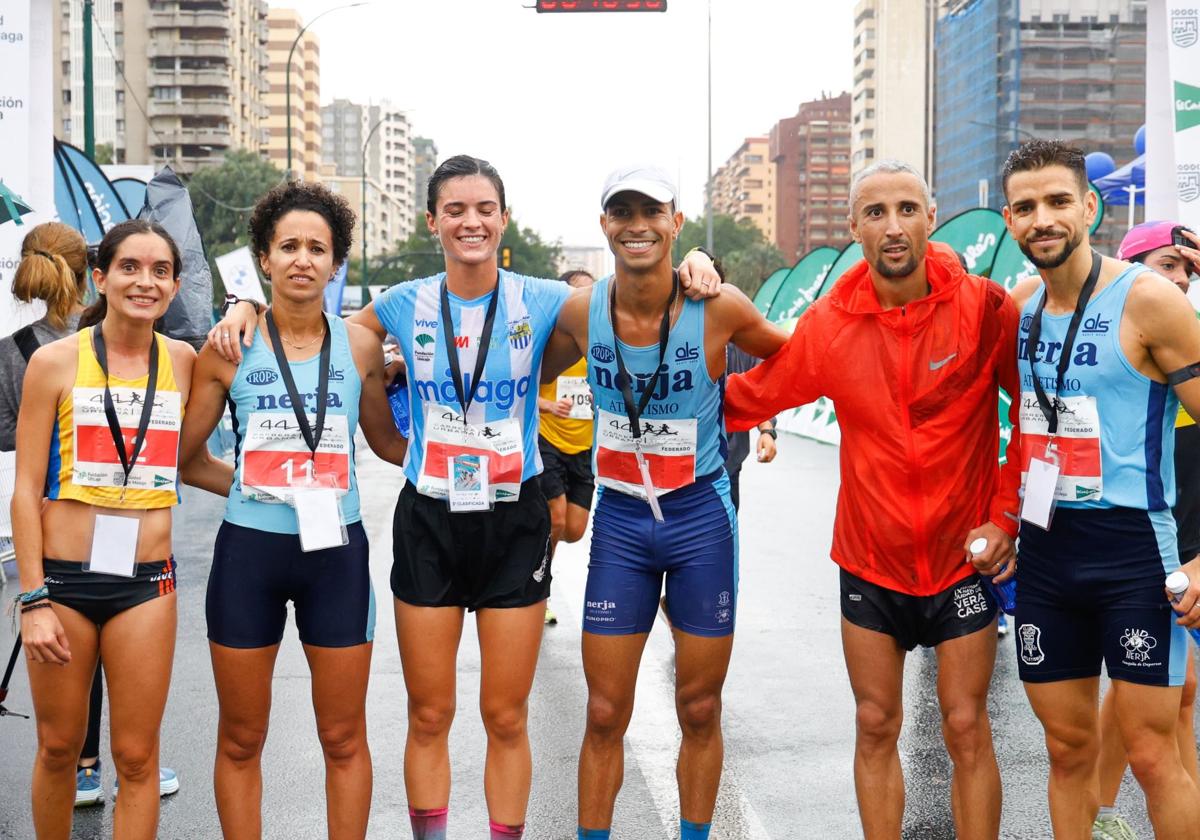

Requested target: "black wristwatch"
[
  {"left": 686, "top": 246, "right": 725, "bottom": 283},
  {"left": 222, "top": 294, "right": 263, "bottom": 316},
  {"left": 760, "top": 427, "right": 777, "bottom": 440}
]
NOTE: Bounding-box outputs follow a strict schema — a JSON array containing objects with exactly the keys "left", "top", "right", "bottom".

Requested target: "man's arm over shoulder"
[
  {"left": 543, "top": 285, "right": 590, "bottom": 383},
  {"left": 724, "top": 301, "right": 830, "bottom": 433},
  {"left": 987, "top": 283, "right": 1023, "bottom": 538}
]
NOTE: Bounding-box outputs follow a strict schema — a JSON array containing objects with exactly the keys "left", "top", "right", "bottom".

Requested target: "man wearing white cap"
[{"left": 543, "top": 164, "right": 788, "bottom": 840}]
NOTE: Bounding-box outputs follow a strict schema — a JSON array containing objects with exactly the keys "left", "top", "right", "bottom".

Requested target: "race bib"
[
  {"left": 556, "top": 376, "right": 593, "bottom": 420},
  {"left": 416, "top": 404, "right": 523, "bottom": 503},
  {"left": 1019, "top": 393, "right": 1102, "bottom": 502},
  {"left": 240, "top": 412, "right": 351, "bottom": 504},
  {"left": 71, "top": 387, "right": 181, "bottom": 490},
  {"left": 594, "top": 408, "right": 697, "bottom": 500}
]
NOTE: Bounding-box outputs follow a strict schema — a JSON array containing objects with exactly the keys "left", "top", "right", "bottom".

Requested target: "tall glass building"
[{"left": 934, "top": 0, "right": 1146, "bottom": 229}]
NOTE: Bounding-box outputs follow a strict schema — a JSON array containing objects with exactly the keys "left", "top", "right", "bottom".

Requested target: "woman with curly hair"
[{"left": 178, "top": 181, "right": 408, "bottom": 840}]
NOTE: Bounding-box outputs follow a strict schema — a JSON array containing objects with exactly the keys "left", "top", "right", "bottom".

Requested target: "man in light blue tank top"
[
  {"left": 545, "top": 165, "right": 789, "bottom": 840},
  {"left": 1002, "top": 139, "right": 1200, "bottom": 838}
]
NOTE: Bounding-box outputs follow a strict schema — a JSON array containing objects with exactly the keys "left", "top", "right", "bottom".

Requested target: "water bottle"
[
  {"left": 972, "top": 537, "right": 1017, "bottom": 615},
  {"left": 386, "top": 373, "right": 410, "bottom": 439},
  {"left": 1164, "top": 571, "right": 1200, "bottom": 647}
]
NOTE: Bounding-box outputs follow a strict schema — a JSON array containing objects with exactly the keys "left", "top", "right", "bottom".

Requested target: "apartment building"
[
  {"left": 264, "top": 7, "right": 320, "bottom": 180},
  {"left": 710, "top": 137, "right": 776, "bottom": 244}
]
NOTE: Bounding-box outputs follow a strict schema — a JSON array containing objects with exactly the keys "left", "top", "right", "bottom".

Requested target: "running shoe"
[
  {"left": 544, "top": 605, "right": 558, "bottom": 625},
  {"left": 113, "top": 767, "right": 180, "bottom": 798},
  {"left": 74, "top": 763, "right": 103, "bottom": 807},
  {"left": 1092, "top": 814, "right": 1138, "bottom": 840},
  {"left": 997, "top": 613, "right": 1009, "bottom": 637}
]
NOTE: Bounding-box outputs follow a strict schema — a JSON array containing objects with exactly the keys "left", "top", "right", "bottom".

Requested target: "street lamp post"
[
  {"left": 361, "top": 114, "right": 386, "bottom": 288},
  {"left": 285, "top": 2, "right": 367, "bottom": 180},
  {"left": 705, "top": 0, "right": 713, "bottom": 252}
]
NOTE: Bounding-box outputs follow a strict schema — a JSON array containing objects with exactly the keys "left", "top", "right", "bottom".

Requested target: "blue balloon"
[
  {"left": 1134, "top": 124, "right": 1146, "bottom": 156},
  {"left": 1085, "top": 151, "right": 1117, "bottom": 181}
]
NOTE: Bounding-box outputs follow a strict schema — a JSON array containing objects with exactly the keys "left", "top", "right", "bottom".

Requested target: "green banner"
[
  {"left": 766, "top": 246, "right": 839, "bottom": 322},
  {"left": 930, "top": 208, "right": 1007, "bottom": 276},
  {"left": 815, "top": 242, "right": 864, "bottom": 300},
  {"left": 753, "top": 267, "right": 790, "bottom": 315},
  {"left": 987, "top": 233, "right": 1037, "bottom": 291}
]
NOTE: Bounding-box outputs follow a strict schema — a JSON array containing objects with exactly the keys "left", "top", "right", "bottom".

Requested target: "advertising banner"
[
  {"left": 1164, "top": 3, "right": 1200, "bottom": 228},
  {"left": 215, "top": 247, "right": 267, "bottom": 305},
  {"left": 767, "top": 246, "right": 838, "bottom": 322},
  {"left": 751, "top": 267, "right": 789, "bottom": 315},
  {"left": 930, "top": 208, "right": 1007, "bottom": 276}
]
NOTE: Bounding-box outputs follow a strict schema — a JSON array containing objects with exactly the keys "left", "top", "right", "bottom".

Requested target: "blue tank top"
[
  {"left": 225, "top": 315, "right": 362, "bottom": 533},
  {"left": 586, "top": 275, "right": 726, "bottom": 495},
  {"left": 1017, "top": 265, "right": 1178, "bottom": 510}
]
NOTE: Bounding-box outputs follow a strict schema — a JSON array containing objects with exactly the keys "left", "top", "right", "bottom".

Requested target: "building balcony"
[
  {"left": 149, "top": 9, "right": 230, "bottom": 31},
  {"left": 148, "top": 99, "right": 233, "bottom": 120},
  {"left": 148, "top": 39, "right": 230, "bottom": 60},
  {"left": 149, "top": 68, "right": 230, "bottom": 88},
  {"left": 152, "top": 126, "right": 233, "bottom": 147}
]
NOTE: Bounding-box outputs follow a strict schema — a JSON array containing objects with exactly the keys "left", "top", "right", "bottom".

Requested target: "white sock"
[{"left": 1096, "top": 806, "right": 1116, "bottom": 819}]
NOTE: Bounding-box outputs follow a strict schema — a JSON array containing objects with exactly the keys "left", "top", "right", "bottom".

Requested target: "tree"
[
  {"left": 671, "top": 213, "right": 786, "bottom": 299},
  {"left": 188, "top": 150, "right": 283, "bottom": 266},
  {"left": 94, "top": 143, "right": 114, "bottom": 165},
  {"left": 500, "top": 213, "right": 562, "bottom": 279}
]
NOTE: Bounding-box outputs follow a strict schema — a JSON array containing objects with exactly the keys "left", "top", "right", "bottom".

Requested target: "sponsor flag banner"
[
  {"left": 215, "top": 246, "right": 267, "bottom": 304},
  {"left": 815, "top": 243, "right": 864, "bottom": 300},
  {"left": 1167, "top": 3, "right": 1200, "bottom": 228},
  {"left": 752, "top": 267, "right": 789, "bottom": 315},
  {"left": 53, "top": 139, "right": 131, "bottom": 243},
  {"left": 324, "top": 262, "right": 348, "bottom": 315},
  {"left": 930, "top": 208, "right": 1007, "bottom": 276},
  {"left": 767, "top": 246, "right": 839, "bottom": 322}
]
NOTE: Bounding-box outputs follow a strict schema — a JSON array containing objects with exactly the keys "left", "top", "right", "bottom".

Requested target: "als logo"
[
  {"left": 327, "top": 366, "right": 345, "bottom": 382},
  {"left": 246, "top": 368, "right": 279, "bottom": 386},
  {"left": 591, "top": 344, "right": 616, "bottom": 363},
  {"left": 1174, "top": 10, "right": 1199, "bottom": 48},
  {"left": 675, "top": 342, "right": 700, "bottom": 362},
  {"left": 1080, "top": 315, "right": 1110, "bottom": 335}
]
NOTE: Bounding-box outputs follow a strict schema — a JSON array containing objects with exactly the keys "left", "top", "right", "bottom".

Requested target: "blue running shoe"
[
  {"left": 113, "top": 767, "right": 179, "bottom": 798},
  {"left": 997, "top": 612, "right": 1009, "bottom": 637},
  {"left": 74, "top": 763, "right": 103, "bottom": 807}
]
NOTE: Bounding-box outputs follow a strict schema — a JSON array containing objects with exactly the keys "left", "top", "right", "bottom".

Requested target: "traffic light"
[
  {"left": 535, "top": 1, "right": 666, "bottom": 11},
  {"left": 501, "top": 247, "right": 513, "bottom": 269}
]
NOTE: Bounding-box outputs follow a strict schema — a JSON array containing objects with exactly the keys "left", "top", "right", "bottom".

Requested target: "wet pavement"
[{"left": 0, "top": 434, "right": 1192, "bottom": 838}]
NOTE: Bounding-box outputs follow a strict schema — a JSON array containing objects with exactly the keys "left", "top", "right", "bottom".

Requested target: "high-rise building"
[
  {"left": 770, "top": 92, "right": 852, "bottom": 262},
  {"left": 325, "top": 171, "right": 406, "bottom": 266},
  {"left": 53, "top": 0, "right": 119, "bottom": 155},
  {"left": 265, "top": 8, "right": 320, "bottom": 180},
  {"left": 934, "top": 0, "right": 1146, "bottom": 225},
  {"left": 57, "top": 0, "right": 270, "bottom": 171},
  {"left": 413, "top": 136, "right": 438, "bottom": 222},
  {"left": 851, "top": 0, "right": 938, "bottom": 180},
  {"left": 709, "top": 137, "right": 776, "bottom": 244},
  {"left": 321, "top": 99, "right": 415, "bottom": 239}
]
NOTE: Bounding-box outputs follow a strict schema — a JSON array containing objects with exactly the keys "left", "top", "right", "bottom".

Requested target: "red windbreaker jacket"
[{"left": 726, "top": 242, "right": 1022, "bottom": 596}]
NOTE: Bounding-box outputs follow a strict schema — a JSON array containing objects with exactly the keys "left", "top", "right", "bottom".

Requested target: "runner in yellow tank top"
[
  {"left": 11, "top": 220, "right": 211, "bottom": 840},
  {"left": 537, "top": 270, "right": 597, "bottom": 625}
]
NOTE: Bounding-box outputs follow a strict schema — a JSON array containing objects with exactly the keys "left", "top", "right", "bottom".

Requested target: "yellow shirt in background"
[{"left": 538, "top": 357, "right": 593, "bottom": 455}]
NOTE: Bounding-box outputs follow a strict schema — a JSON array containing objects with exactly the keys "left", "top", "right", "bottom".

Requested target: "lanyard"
[
  {"left": 441, "top": 275, "right": 501, "bottom": 424},
  {"left": 610, "top": 271, "right": 679, "bottom": 444},
  {"left": 92, "top": 324, "right": 159, "bottom": 490},
  {"left": 265, "top": 310, "right": 332, "bottom": 455},
  {"left": 1026, "top": 249, "right": 1102, "bottom": 436}
]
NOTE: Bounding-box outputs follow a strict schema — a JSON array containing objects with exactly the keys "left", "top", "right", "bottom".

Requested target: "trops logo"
[
  {"left": 1174, "top": 9, "right": 1199, "bottom": 48},
  {"left": 1176, "top": 81, "right": 1200, "bottom": 131}
]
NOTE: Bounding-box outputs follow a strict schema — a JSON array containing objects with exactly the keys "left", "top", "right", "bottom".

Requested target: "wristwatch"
[
  {"left": 222, "top": 294, "right": 263, "bottom": 316},
  {"left": 760, "top": 427, "right": 778, "bottom": 439},
  {"left": 685, "top": 246, "right": 725, "bottom": 283}
]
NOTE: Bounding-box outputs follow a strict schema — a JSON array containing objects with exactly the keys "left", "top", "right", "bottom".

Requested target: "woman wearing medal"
[
  {"left": 178, "top": 180, "right": 407, "bottom": 840},
  {"left": 210, "top": 156, "right": 721, "bottom": 839},
  {"left": 12, "top": 219, "right": 194, "bottom": 840}
]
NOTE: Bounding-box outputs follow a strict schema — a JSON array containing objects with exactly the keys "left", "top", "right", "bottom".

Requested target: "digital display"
[{"left": 536, "top": 1, "right": 667, "bottom": 12}]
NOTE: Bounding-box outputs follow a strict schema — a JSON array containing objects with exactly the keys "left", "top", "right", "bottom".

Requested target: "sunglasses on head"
[{"left": 1172, "top": 226, "right": 1196, "bottom": 249}]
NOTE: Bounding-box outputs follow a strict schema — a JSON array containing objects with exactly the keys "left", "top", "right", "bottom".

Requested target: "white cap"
[
  {"left": 600, "top": 164, "right": 678, "bottom": 210},
  {"left": 1166, "top": 570, "right": 1190, "bottom": 595},
  {"left": 969, "top": 537, "right": 988, "bottom": 556}
]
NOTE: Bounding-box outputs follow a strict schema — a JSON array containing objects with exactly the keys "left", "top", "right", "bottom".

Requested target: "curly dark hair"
[
  {"left": 247, "top": 180, "right": 356, "bottom": 267},
  {"left": 1001, "top": 139, "right": 1088, "bottom": 200}
]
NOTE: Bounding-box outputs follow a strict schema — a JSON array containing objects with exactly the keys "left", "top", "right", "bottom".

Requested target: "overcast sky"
[{"left": 288, "top": 0, "right": 853, "bottom": 252}]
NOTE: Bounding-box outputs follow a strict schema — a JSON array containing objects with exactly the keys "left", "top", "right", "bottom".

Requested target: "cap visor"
[{"left": 602, "top": 180, "right": 676, "bottom": 209}]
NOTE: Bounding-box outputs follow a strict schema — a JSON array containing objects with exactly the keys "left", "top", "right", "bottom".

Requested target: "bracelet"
[
  {"left": 18, "top": 586, "right": 49, "bottom": 604},
  {"left": 20, "top": 601, "right": 52, "bottom": 614},
  {"left": 221, "top": 294, "right": 263, "bottom": 316},
  {"left": 684, "top": 246, "right": 725, "bottom": 282},
  {"left": 760, "top": 428, "right": 778, "bottom": 439}
]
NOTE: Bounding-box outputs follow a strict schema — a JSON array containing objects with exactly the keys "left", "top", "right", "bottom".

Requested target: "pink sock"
[
  {"left": 409, "top": 806, "right": 448, "bottom": 840},
  {"left": 489, "top": 818, "right": 525, "bottom": 838}
]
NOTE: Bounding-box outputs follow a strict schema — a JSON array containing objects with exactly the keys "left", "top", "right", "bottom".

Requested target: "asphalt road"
[{"left": 0, "top": 435, "right": 1192, "bottom": 838}]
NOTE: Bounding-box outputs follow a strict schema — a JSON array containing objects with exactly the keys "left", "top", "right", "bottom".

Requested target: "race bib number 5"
[
  {"left": 1018, "top": 392, "right": 1102, "bottom": 502},
  {"left": 71, "top": 387, "right": 181, "bottom": 490},
  {"left": 595, "top": 408, "right": 697, "bottom": 500},
  {"left": 240, "top": 412, "right": 351, "bottom": 503}
]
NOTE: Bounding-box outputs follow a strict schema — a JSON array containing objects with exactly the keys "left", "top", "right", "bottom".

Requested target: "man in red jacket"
[{"left": 726, "top": 160, "right": 1022, "bottom": 840}]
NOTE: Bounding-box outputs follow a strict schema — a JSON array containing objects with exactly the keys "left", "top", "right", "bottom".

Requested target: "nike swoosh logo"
[{"left": 929, "top": 353, "right": 957, "bottom": 371}]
